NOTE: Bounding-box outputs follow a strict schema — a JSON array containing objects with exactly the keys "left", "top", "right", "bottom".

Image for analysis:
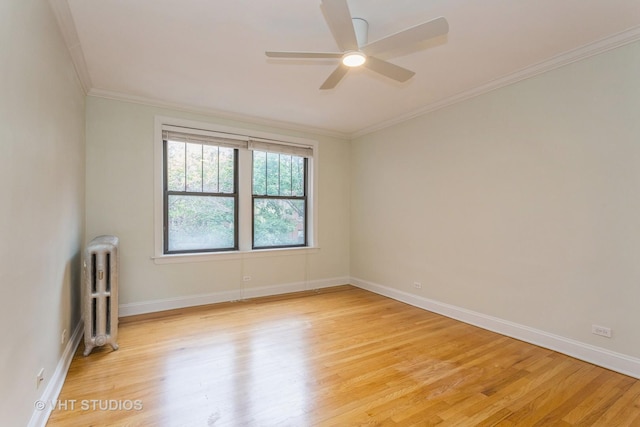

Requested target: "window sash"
[
  {"left": 165, "top": 194, "right": 238, "bottom": 253},
  {"left": 251, "top": 153, "right": 308, "bottom": 249},
  {"left": 163, "top": 140, "right": 239, "bottom": 254},
  {"left": 252, "top": 196, "right": 308, "bottom": 249}
]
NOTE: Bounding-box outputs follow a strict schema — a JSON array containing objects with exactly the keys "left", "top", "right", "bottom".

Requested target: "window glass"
[
  {"left": 253, "top": 199, "right": 305, "bottom": 248},
  {"left": 167, "top": 195, "right": 235, "bottom": 252}
]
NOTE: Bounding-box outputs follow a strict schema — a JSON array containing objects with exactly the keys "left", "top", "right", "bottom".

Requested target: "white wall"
[
  {"left": 85, "top": 97, "right": 350, "bottom": 311},
  {"left": 0, "top": 1, "right": 85, "bottom": 425},
  {"left": 351, "top": 41, "right": 640, "bottom": 360}
]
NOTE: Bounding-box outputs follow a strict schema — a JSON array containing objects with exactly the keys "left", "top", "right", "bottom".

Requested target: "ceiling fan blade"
[
  {"left": 266, "top": 51, "right": 343, "bottom": 59},
  {"left": 320, "top": 64, "right": 349, "bottom": 90},
  {"left": 320, "top": 0, "right": 358, "bottom": 51},
  {"left": 363, "top": 56, "right": 415, "bottom": 82},
  {"left": 362, "top": 17, "right": 449, "bottom": 57}
]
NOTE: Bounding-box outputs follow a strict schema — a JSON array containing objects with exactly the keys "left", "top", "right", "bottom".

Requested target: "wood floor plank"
[
  {"left": 588, "top": 380, "right": 640, "bottom": 426},
  {"left": 564, "top": 376, "right": 632, "bottom": 425},
  {"left": 46, "top": 286, "right": 640, "bottom": 426}
]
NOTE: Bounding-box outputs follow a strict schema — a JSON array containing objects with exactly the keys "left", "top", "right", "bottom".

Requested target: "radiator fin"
[{"left": 83, "top": 235, "right": 119, "bottom": 356}]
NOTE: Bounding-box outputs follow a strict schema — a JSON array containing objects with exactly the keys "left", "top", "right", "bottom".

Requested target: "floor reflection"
[{"left": 163, "top": 317, "right": 311, "bottom": 425}]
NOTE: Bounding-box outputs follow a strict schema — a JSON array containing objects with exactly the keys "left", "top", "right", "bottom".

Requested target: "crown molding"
[
  {"left": 350, "top": 24, "right": 640, "bottom": 139},
  {"left": 48, "top": 0, "right": 92, "bottom": 94},
  {"left": 87, "top": 88, "right": 350, "bottom": 141},
  {"left": 48, "top": 0, "right": 640, "bottom": 141}
]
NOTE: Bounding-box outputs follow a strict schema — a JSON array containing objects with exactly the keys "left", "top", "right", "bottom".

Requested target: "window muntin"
[
  {"left": 164, "top": 139, "right": 238, "bottom": 253},
  {"left": 252, "top": 151, "right": 307, "bottom": 249}
]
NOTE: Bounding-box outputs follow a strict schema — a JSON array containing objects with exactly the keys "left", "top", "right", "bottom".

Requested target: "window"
[
  {"left": 164, "top": 136, "right": 238, "bottom": 253},
  {"left": 252, "top": 151, "right": 307, "bottom": 249},
  {"left": 155, "top": 118, "right": 317, "bottom": 260}
]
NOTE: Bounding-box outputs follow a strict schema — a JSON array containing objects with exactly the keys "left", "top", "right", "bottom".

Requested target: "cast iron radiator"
[{"left": 83, "top": 235, "right": 119, "bottom": 356}]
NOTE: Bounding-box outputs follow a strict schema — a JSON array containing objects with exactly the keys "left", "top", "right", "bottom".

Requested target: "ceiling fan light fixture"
[
  {"left": 342, "top": 51, "right": 366, "bottom": 67},
  {"left": 265, "top": 0, "right": 449, "bottom": 89}
]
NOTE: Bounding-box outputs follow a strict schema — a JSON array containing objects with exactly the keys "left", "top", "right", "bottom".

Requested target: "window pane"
[
  {"left": 292, "top": 156, "right": 304, "bottom": 196},
  {"left": 254, "top": 151, "right": 304, "bottom": 197},
  {"left": 254, "top": 198, "right": 305, "bottom": 248},
  {"left": 167, "top": 195, "right": 235, "bottom": 251},
  {"left": 202, "top": 145, "right": 219, "bottom": 193},
  {"left": 219, "top": 147, "right": 235, "bottom": 193},
  {"left": 186, "top": 142, "right": 202, "bottom": 192},
  {"left": 167, "top": 140, "right": 186, "bottom": 192},
  {"left": 280, "top": 154, "right": 292, "bottom": 196},
  {"left": 266, "top": 152, "right": 280, "bottom": 196},
  {"left": 252, "top": 151, "right": 266, "bottom": 195}
]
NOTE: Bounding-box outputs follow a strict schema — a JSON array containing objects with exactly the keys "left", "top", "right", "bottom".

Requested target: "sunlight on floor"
[{"left": 164, "top": 317, "right": 311, "bottom": 425}]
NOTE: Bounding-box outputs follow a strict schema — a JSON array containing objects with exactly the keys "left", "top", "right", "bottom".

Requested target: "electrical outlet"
[
  {"left": 61, "top": 329, "right": 67, "bottom": 344},
  {"left": 242, "top": 276, "right": 251, "bottom": 282},
  {"left": 413, "top": 281, "right": 422, "bottom": 289},
  {"left": 36, "top": 368, "right": 44, "bottom": 389},
  {"left": 592, "top": 324, "right": 612, "bottom": 338}
]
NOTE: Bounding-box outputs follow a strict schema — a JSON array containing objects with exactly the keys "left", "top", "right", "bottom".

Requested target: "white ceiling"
[{"left": 52, "top": 0, "right": 640, "bottom": 138}]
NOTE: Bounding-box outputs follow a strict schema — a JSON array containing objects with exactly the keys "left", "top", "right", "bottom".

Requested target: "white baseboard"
[
  {"left": 351, "top": 277, "right": 640, "bottom": 379},
  {"left": 28, "top": 319, "right": 84, "bottom": 427},
  {"left": 119, "top": 276, "right": 350, "bottom": 317}
]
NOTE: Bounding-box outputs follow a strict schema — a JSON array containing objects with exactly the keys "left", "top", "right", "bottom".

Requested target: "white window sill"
[{"left": 151, "top": 246, "right": 320, "bottom": 264}]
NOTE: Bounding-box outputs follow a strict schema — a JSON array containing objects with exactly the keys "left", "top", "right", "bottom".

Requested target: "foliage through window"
[{"left": 252, "top": 151, "right": 307, "bottom": 249}]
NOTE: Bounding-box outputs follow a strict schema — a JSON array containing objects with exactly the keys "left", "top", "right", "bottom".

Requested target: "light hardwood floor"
[{"left": 47, "top": 286, "right": 640, "bottom": 426}]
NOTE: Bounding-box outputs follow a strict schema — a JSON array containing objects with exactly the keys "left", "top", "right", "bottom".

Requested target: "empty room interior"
[{"left": 3, "top": 0, "right": 640, "bottom": 425}]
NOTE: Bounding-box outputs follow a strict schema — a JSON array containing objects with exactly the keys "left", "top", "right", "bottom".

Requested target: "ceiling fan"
[{"left": 265, "top": 0, "right": 449, "bottom": 90}]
